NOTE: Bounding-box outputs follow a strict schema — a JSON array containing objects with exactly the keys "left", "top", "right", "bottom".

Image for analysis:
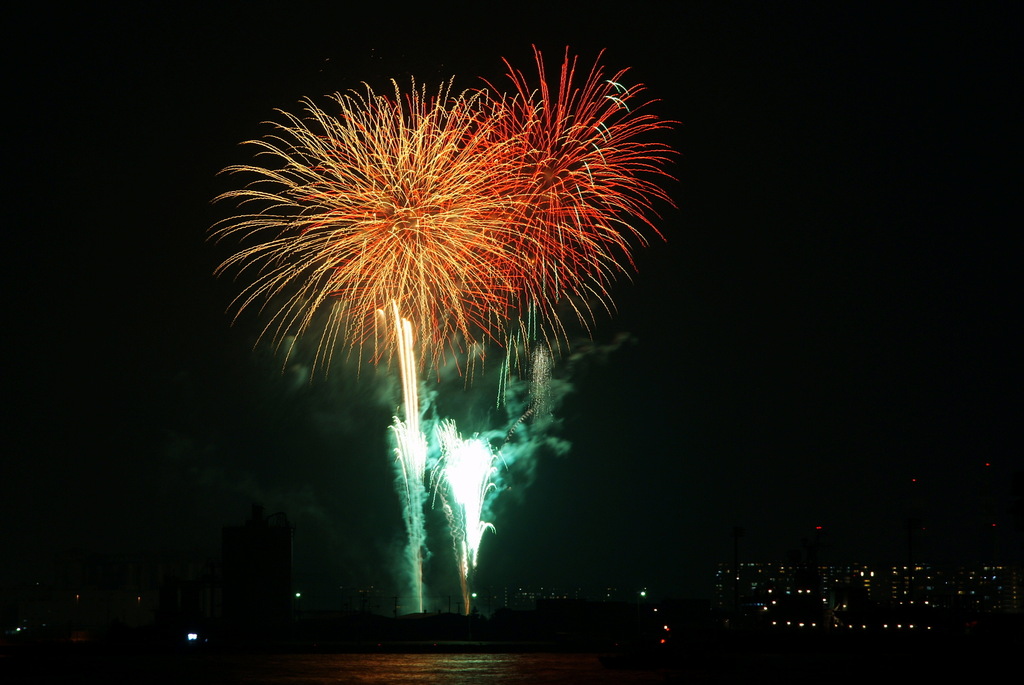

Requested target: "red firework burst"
[{"left": 486, "top": 47, "right": 676, "bottom": 347}]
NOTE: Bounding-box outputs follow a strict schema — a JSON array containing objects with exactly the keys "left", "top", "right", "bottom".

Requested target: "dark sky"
[{"left": 5, "top": 2, "right": 1020, "bottom": 609}]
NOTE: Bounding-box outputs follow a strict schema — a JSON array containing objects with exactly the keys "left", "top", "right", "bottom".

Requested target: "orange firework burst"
[
  {"left": 212, "top": 81, "right": 524, "bottom": 371},
  {"left": 487, "top": 47, "right": 676, "bottom": 348}
]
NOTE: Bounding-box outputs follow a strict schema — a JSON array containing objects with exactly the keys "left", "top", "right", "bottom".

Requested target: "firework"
[
  {"left": 212, "top": 50, "right": 675, "bottom": 615},
  {"left": 485, "top": 47, "right": 676, "bottom": 350},
  {"left": 212, "top": 80, "right": 524, "bottom": 373},
  {"left": 434, "top": 419, "right": 498, "bottom": 613},
  {"left": 388, "top": 305, "right": 429, "bottom": 612},
  {"left": 213, "top": 52, "right": 674, "bottom": 373}
]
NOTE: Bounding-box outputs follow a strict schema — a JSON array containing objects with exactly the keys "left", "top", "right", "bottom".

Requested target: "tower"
[{"left": 221, "top": 504, "right": 294, "bottom": 633}]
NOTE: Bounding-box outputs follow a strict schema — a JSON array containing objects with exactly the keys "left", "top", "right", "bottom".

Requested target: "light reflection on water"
[{"left": 200, "top": 652, "right": 666, "bottom": 684}]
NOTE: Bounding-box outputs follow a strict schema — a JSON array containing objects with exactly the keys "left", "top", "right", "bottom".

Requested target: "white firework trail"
[
  {"left": 434, "top": 418, "right": 498, "bottom": 614},
  {"left": 387, "top": 303, "right": 429, "bottom": 613}
]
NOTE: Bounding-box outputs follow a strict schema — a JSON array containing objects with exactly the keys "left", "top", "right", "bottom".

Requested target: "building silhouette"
[{"left": 221, "top": 504, "right": 294, "bottom": 633}]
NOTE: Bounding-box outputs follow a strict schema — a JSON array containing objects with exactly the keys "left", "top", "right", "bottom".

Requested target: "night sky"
[{"left": 5, "top": 3, "right": 1020, "bottom": 610}]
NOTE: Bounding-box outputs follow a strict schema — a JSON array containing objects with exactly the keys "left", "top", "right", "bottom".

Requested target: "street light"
[{"left": 637, "top": 589, "right": 647, "bottom": 635}]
